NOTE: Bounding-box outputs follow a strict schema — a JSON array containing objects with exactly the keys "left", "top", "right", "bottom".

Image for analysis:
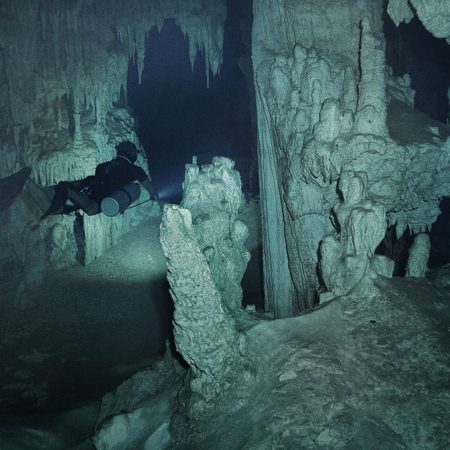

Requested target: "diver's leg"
[
  {"left": 67, "top": 188, "right": 99, "bottom": 216},
  {"left": 40, "top": 182, "right": 71, "bottom": 219}
]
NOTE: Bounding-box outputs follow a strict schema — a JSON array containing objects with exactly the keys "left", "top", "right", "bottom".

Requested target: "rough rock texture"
[
  {"left": 319, "top": 170, "right": 394, "bottom": 301},
  {"left": 406, "top": 233, "right": 431, "bottom": 278},
  {"left": 160, "top": 204, "right": 244, "bottom": 403},
  {"left": 387, "top": 0, "right": 414, "bottom": 27},
  {"left": 253, "top": 0, "right": 385, "bottom": 316},
  {"left": 0, "top": 0, "right": 226, "bottom": 176},
  {"left": 252, "top": 0, "right": 450, "bottom": 316},
  {"left": 182, "top": 156, "right": 250, "bottom": 312},
  {"left": 386, "top": 69, "right": 415, "bottom": 108},
  {"left": 93, "top": 352, "right": 183, "bottom": 450},
  {"left": 0, "top": 193, "right": 48, "bottom": 307},
  {"left": 175, "top": 277, "right": 450, "bottom": 450}
]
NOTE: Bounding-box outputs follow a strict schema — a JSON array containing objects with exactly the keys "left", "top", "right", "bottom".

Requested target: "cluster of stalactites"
[
  {"left": 0, "top": 0, "right": 226, "bottom": 174},
  {"left": 113, "top": 0, "right": 225, "bottom": 85}
]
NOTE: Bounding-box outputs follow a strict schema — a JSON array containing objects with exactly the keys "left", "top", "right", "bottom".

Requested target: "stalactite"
[
  {"left": 387, "top": 0, "right": 414, "bottom": 27},
  {"left": 0, "top": 0, "right": 226, "bottom": 177},
  {"left": 406, "top": 0, "right": 450, "bottom": 42}
]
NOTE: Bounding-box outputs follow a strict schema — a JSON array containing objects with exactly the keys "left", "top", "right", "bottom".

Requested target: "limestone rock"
[
  {"left": 386, "top": 69, "right": 415, "bottom": 107},
  {"left": 0, "top": 0, "right": 227, "bottom": 303},
  {"left": 253, "top": 0, "right": 450, "bottom": 316},
  {"left": 253, "top": 0, "right": 393, "bottom": 315},
  {"left": 354, "top": 18, "right": 387, "bottom": 136},
  {"left": 160, "top": 204, "right": 243, "bottom": 401},
  {"left": 387, "top": 0, "right": 414, "bottom": 27},
  {"left": 182, "top": 157, "right": 250, "bottom": 311},
  {"left": 388, "top": 0, "right": 450, "bottom": 43},
  {"left": 409, "top": 0, "right": 450, "bottom": 42},
  {"left": 406, "top": 233, "right": 430, "bottom": 278},
  {"left": 93, "top": 353, "right": 181, "bottom": 450}
]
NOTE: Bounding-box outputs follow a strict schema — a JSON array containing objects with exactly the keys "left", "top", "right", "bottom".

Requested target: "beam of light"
[{"left": 157, "top": 183, "right": 183, "bottom": 203}]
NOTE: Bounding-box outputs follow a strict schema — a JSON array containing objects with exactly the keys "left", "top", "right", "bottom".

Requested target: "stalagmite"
[
  {"left": 182, "top": 157, "right": 250, "bottom": 312},
  {"left": 159, "top": 156, "right": 252, "bottom": 409},
  {"left": 354, "top": 18, "right": 388, "bottom": 136},
  {"left": 160, "top": 204, "right": 243, "bottom": 402},
  {"left": 406, "top": 233, "right": 431, "bottom": 278},
  {"left": 319, "top": 170, "right": 394, "bottom": 301}
]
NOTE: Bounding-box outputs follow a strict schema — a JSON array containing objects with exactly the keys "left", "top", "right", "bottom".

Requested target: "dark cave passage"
[
  {"left": 376, "top": 196, "right": 450, "bottom": 275},
  {"left": 128, "top": 0, "right": 256, "bottom": 204},
  {"left": 376, "top": 226, "right": 414, "bottom": 277},
  {"left": 126, "top": 0, "right": 264, "bottom": 311},
  {"left": 383, "top": 5, "right": 450, "bottom": 123}
]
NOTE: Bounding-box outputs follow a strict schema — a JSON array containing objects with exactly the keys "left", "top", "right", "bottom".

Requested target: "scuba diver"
[{"left": 29, "top": 141, "right": 158, "bottom": 219}]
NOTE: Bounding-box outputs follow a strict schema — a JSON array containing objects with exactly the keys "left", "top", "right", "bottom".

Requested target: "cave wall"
[
  {"left": 252, "top": 0, "right": 450, "bottom": 316},
  {"left": 0, "top": 0, "right": 226, "bottom": 305}
]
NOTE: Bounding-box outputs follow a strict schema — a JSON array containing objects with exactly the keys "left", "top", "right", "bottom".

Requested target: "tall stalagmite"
[{"left": 160, "top": 157, "right": 249, "bottom": 405}]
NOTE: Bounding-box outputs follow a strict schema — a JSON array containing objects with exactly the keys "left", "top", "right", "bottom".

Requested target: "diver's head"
[{"left": 115, "top": 141, "right": 139, "bottom": 163}]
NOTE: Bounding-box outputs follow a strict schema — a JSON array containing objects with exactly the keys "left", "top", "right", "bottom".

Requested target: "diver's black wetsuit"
[
  {"left": 89, "top": 156, "right": 147, "bottom": 202},
  {"left": 41, "top": 156, "right": 148, "bottom": 218}
]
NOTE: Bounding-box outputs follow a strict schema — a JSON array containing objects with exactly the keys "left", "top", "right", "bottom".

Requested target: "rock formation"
[
  {"left": 160, "top": 205, "right": 243, "bottom": 405},
  {"left": 182, "top": 156, "right": 250, "bottom": 312},
  {"left": 160, "top": 156, "right": 249, "bottom": 406},
  {"left": 319, "top": 170, "right": 394, "bottom": 301},
  {"left": 406, "top": 233, "right": 431, "bottom": 278},
  {"left": 93, "top": 351, "right": 183, "bottom": 450},
  {"left": 253, "top": 0, "right": 450, "bottom": 316},
  {"left": 388, "top": 0, "right": 450, "bottom": 42}
]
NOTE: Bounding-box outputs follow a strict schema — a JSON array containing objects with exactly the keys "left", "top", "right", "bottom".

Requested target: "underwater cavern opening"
[{"left": 127, "top": 1, "right": 257, "bottom": 204}]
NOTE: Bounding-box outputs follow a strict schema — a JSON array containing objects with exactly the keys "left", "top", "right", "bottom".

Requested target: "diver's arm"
[{"left": 141, "top": 177, "right": 159, "bottom": 201}]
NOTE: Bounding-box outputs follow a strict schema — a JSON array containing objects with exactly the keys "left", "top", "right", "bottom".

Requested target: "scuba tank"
[{"left": 100, "top": 182, "right": 141, "bottom": 217}]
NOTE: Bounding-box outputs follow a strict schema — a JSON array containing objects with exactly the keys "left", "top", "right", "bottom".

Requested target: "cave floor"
[
  {"left": 0, "top": 212, "right": 172, "bottom": 448},
  {"left": 184, "top": 276, "right": 450, "bottom": 450}
]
